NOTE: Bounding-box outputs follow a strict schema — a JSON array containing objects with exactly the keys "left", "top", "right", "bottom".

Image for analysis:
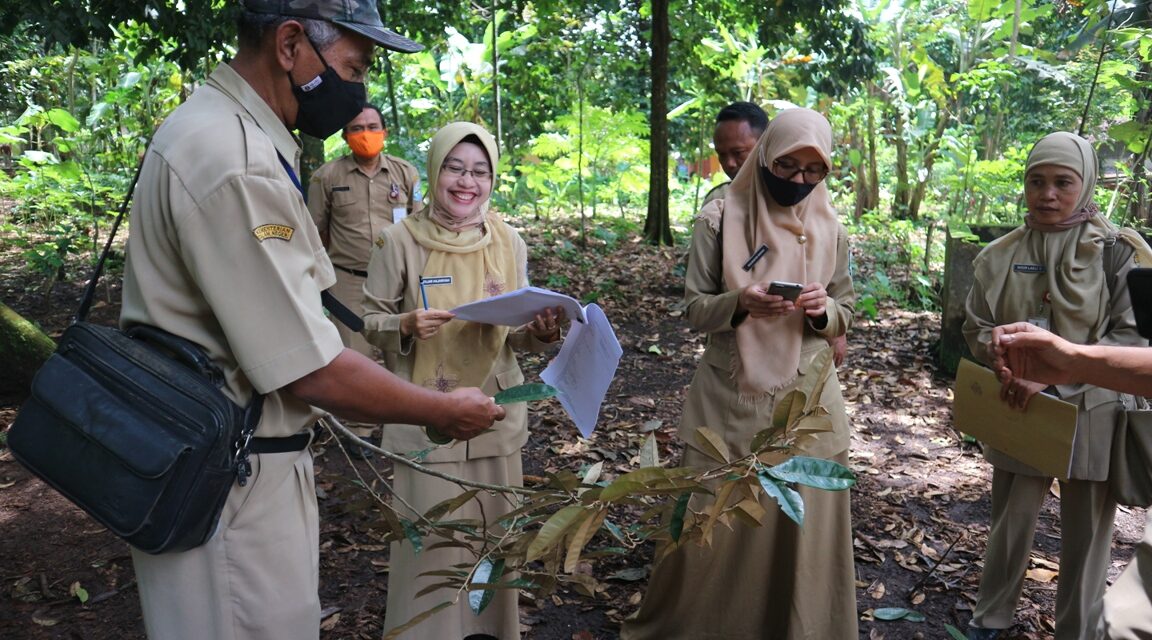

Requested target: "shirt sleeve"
[
  {"left": 306, "top": 166, "right": 331, "bottom": 234},
  {"left": 175, "top": 171, "right": 343, "bottom": 393}
]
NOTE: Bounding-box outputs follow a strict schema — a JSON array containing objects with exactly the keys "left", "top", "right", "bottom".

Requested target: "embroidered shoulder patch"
[{"left": 253, "top": 224, "right": 294, "bottom": 242}]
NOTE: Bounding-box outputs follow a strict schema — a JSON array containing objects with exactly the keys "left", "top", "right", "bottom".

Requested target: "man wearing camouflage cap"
[{"left": 120, "top": 2, "right": 505, "bottom": 639}]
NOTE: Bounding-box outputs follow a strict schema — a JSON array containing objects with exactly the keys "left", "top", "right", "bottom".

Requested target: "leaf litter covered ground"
[{"left": 0, "top": 211, "right": 1146, "bottom": 640}]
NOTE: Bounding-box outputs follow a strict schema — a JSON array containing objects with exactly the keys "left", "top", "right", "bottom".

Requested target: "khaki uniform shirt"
[
  {"left": 361, "top": 220, "right": 553, "bottom": 463},
  {"left": 964, "top": 231, "right": 1142, "bottom": 480},
  {"left": 307, "top": 153, "right": 421, "bottom": 272},
  {"left": 679, "top": 216, "right": 855, "bottom": 460},
  {"left": 120, "top": 63, "right": 345, "bottom": 438},
  {"left": 702, "top": 181, "right": 730, "bottom": 208}
]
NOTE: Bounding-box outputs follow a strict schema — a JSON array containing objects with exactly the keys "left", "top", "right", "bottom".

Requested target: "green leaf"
[
  {"left": 401, "top": 520, "right": 424, "bottom": 555},
  {"left": 526, "top": 505, "right": 586, "bottom": 562},
  {"left": 873, "top": 607, "right": 925, "bottom": 622},
  {"left": 757, "top": 473, "right": 805, "bottom": 526},
  {"left": 647, "top": 345, "right": 663, "bottom": 355},
  {"left": 68, "top": 581, "right": 88, "bottom": 604},
  {"left": 494, "top": 383, "right": 557, "bottom": 405},
  {"left": 45, "top": 108, "right": 79, "bottom": 132},
  {"left": 945, "top": 624, "right": 969, "bottom": 639},
  {"left": 765, "top": 456, "right": 856, "bottom": 491},
  {"left": 468, "top": 558, "right": 505, "bottom": 614}
]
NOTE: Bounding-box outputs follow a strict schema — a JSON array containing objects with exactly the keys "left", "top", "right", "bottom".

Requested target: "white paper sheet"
[
  {"left": 541, "top": 303, "right": 622, "bottom": 437},
  {"left": 450, "top": 286, "right": 587, "bottom": 326}
]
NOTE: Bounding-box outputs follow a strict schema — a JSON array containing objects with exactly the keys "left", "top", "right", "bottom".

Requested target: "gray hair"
[{"left": 236, "top": 10, "right": 343, "bottom": 51}]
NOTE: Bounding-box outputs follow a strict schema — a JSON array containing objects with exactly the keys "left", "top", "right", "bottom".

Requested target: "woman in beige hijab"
[
  {"left": 362, "top": 122, "right": 564, "bottom": 640},
  {"left": 962, "top": 132, "right": 1152, "bottom": 640},
  {"left": 621, "top": 107, "right": 857, "bottom": 639}
]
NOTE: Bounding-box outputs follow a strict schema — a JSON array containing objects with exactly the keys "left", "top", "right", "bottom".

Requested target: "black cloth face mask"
[
  {"left": 759, "top": 165, "right": 818, "bottom": 207},
  {"left": 290, "top": 38, "right": 367, "bottom": 139}
]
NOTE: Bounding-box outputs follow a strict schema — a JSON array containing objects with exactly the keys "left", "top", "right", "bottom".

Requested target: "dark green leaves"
[{"left": 494, "top": 383, "right": 558, "bottom": 405}]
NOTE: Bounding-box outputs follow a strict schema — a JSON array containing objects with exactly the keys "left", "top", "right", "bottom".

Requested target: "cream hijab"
[
  {"left": 402, "top": 123, "right": 519, "bottom": 392},
  {"left": 976, "top": 132, "right": 1112, "bottom": 344},
  {"left": 701, "top": 107, "right": 841, "bottom": 397}
]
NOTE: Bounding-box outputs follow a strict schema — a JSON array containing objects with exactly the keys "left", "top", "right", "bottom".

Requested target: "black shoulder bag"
[{"left": 8, "top": 153, "right": 362, "bottom": 554}]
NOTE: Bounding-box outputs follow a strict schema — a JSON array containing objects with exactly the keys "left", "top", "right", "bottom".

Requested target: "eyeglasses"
[
  {"left": 442, "top": 162, "right": 492, "bottom": 181},
  {"left": 772, "top": 158, "right": 828, "bottom": 184}
]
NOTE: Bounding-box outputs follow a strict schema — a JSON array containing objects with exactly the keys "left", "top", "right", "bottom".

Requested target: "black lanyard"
[{"left": 276, "top": 151, "right": 364, "bottom": 332}]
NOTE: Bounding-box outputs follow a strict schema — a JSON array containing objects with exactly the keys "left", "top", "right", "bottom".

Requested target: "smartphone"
[
  {"left": 1128, "top": 268, "right": 1152, "bottom": 339},
  {"left": 767, "top": 280, "right": 804, "bottom": 302}
]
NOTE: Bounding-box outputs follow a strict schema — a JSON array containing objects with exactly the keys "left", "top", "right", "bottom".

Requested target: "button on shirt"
[{"left": 308, "top": 154, "right": 421, "bottom": 272}]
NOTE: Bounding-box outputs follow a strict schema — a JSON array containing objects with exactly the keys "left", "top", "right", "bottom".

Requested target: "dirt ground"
[{"left": 0, "top": 214, "right": 1145, "bottom": 640}]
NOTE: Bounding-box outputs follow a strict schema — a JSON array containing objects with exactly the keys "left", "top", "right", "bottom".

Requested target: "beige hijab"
[
  {"left": 976, "top": 132, "right": 1112, "bottom": 344},
  {"left": 402, "top": 123, "right": 519, "bottom": 391},
  {"left": 700, "top": 107, "right": 841, "bottom": 397}
]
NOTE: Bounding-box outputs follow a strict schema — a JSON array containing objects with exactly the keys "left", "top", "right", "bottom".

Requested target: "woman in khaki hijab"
[
  {"left": 962, "top": 132, "right": 1152, "bottom": 640},
  {"left": 621, "top": 107, "right": 857, "bottom": 639},
  {"left": 362, "top": 122, "right": 563, "bottom": 640}
]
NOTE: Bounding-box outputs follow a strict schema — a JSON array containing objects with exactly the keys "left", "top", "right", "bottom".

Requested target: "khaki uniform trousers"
[
  {"left": 329, "top": 267, "right": 377, "bottom": 438},
  {"left": 131, "top": 449, "right": 320, "bottom": 640},
  {"left": 383, "top": 455, "right": 523, "bottom": 639},
  {"left": 620, "top": 449, "right": 858, "bottom": 640},
  {"left": 1100, "top": 510, "right": 1152, "bottom": 639},
  {"left": 972, "top": 468, "right": 1115, "bottom": 639}
]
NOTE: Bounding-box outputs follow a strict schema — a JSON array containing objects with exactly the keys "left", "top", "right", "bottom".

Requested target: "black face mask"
[
  {"left": 290, "top": 39, "right": 367, "bottom": 139},
  {"left": 759, "top": 165, "right": 818, "bottom": 207}
]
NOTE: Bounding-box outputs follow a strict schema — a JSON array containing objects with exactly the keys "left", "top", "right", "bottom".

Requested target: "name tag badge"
[
  {"left": 331, "top": 186, "right": 351, "bottom": 193},
  {"left": 422, "top": 276, "right": 453, "bottom": 286},
  {"left": 1028, "top": 317, "right": 1050, "bottom": 330},
  {"left": 1013, "top": 264, "right": 1046, "bottom": 274},
  {"left": 392, "top": 207, "right": 407, "bottom": 223}
]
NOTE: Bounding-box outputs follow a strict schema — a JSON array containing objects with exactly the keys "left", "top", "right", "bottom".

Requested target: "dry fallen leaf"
[
  {"left": 1026, "top": 568, "right": 1059, "bottom": 583},
  {"left": 867, "top": 580, "right": 886, "bottom": 599}
]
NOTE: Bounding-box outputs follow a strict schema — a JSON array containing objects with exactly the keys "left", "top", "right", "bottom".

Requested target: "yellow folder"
[{"left": 953, "top": 359, "right": 1078, "bottom": 480}]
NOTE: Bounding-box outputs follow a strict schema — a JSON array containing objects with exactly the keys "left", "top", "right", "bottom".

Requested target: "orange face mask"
[{"left": 346, "top": 130, "right": 386, "bottom": 158}]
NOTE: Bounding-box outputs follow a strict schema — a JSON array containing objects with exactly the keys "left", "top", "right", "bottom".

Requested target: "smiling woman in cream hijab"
[
  {"left": 621, "top": 107, "right": 857, "bottom": 640},
  {"left": 962, "top": 132, "right": 1152, "bottom": 640},
  {"left": 361, "top": 122, "right": 564, "bottom": 640}
]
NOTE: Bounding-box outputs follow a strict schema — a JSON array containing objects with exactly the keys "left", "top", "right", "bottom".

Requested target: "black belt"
[
  {"left": 333, "top": 264, "right": 368, "bottom": 278},
  {"left": 249, "top": 432, "right": 312, "bottom": 454}
]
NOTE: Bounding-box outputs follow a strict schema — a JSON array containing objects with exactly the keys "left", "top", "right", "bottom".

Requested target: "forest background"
[
  {"left": 1, "top": 0, "right": 1151, "bottom": 300},
  {"left": 1, "top": 0, "right": 1152, "bottom": 638}
]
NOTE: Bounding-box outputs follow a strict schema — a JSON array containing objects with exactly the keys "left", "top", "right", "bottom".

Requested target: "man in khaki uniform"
[
  {"left": 702, "top": 101, "right": 768, "bottom": 207},
  {"left": 119, "top": 3, "right": 504, "bottom": 639},
  {"left": 989, "top": 322, "right": 1152, "bottom": 640},
  {"left": 308, "top": 105, "right": 421, "bottom": 451},
  {"left": 308, "top": 104, "right": 420, "bottom": 355}
]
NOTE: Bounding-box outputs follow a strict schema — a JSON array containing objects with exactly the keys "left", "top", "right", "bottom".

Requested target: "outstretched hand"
[
  {"left": 991, "top": 322, "right": 1079, "bottom": 388},
  {"left": 434, "top": 388, "right": 506, "bottom": 440}
]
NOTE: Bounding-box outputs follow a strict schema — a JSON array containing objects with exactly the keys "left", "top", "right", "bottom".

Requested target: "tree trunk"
[
  {"left": 384, "top": 52, "right": 402, "bottom": 135},
  {"left": 891, "top": 107, "right": 911, "bottom": 220},
  {"left": 0, "top": 302, "right": 57, "bottom": 401},
  {"left": 908, "top": 108, "right": 951, "bottom": 220},
  {"left": 491, "top": 0, "right": 503, "bottom": 152},
  {"left": 643, "top": 0, "right": 673, "bottom": 246},
  {"left": 865, "top": 85, "right": 880, "bottom": 211},
  {"left": 299, "top": 134, "right": 325, "bottom": 190}
]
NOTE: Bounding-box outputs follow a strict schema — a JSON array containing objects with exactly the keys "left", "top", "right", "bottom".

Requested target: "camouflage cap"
[{"left": 243, "top": 0, "right": 423, "bottom": 53}]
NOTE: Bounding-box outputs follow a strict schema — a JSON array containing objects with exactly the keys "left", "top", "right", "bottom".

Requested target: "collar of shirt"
[{"left": 206, "top": 63, "right": 302, "bottom": 171}]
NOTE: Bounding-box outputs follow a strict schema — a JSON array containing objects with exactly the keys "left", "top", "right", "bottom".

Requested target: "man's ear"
[
  {"left": 381, "top": 128, "right": 389, "bottom": 142},
  {"left": 273, "top": 20, "right": 307, "bottom": 73}
]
